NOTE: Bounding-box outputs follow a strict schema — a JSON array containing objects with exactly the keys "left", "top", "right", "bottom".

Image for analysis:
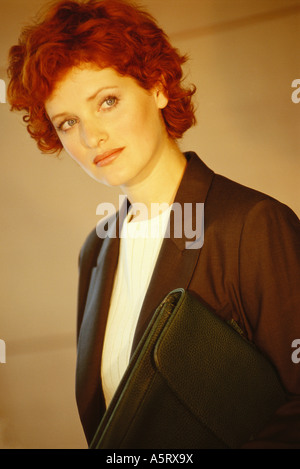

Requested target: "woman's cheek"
[{"left": 59, "top": 131, "right": 83, "bottom": 162}]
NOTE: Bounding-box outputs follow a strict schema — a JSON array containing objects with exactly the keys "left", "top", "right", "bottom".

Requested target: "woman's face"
[{"left": 45, "top": 66, "right": 169, "bottom": 188}]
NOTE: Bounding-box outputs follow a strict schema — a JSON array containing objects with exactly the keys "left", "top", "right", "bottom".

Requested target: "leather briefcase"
[{"left": 90, "top": 288, "right": 286, "bottom": 449}]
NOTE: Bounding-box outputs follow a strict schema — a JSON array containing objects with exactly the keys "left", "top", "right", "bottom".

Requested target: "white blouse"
[{"left": 101, "top": 204, "right": 171, "bottom": 408}]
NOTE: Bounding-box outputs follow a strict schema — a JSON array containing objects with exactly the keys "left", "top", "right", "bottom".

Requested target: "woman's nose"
[{"left": 80, "top": 119, "right": 108, "bottom": 148}]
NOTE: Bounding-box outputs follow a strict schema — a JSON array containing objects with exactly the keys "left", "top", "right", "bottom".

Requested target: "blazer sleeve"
[{"left": 237, "top": 198, "right": 300, "bottom": 448}]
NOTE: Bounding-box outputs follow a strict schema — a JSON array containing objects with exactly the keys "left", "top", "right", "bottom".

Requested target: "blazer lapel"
[
  {"left": 131, "top": 152, "right": 214, "bottom": 352},
  {"left": 76, "top": 211, "right": 123, "bottom": 443}
]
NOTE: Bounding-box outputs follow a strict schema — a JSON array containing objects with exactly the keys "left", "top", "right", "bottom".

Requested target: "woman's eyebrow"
[{"left": 86, "top": 85, "right": 119, "bottom": 102}]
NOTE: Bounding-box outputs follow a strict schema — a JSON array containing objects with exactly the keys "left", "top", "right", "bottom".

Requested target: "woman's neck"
[{"left": 120, "top": 142, "right": 187, "bottom": 219}]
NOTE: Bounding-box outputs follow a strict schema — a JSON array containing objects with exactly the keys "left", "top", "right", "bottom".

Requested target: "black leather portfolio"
[{"left": 90, "top": 288, "right": 286, "bottom": 449}]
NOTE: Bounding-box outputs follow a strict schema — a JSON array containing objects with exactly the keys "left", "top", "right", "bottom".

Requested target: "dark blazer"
[{"left": 76, "top": 152, "right": 300, "bottom": 448}]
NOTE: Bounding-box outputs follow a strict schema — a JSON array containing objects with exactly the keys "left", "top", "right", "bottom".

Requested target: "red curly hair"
[{"left": 7, "top": 0, "right": 196, "bottom": 154}]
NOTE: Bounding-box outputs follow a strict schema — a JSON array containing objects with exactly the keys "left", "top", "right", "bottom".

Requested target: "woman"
[{"left": 7, "top": 0, "right": 300, "bottom": 448}]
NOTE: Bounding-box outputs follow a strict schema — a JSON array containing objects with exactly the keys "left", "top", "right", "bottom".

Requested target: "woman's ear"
[{"left": 153, "top": 81, "right": 168, "bottom": 110}]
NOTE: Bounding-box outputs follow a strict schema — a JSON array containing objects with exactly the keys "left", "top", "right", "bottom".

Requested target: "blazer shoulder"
[
  {"left": 212, "top": 173, "right": 272, "bottom": 204},
  {"left": 203, "top": 172, "right": 299, "bottom": 247},
  {"left": 208, "top": 172, "right": 297, "bottom": 218}
]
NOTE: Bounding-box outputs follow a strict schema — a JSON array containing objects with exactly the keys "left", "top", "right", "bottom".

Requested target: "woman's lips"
[{"left": 93, "top": 147, "right": 124, "bottom": 167}]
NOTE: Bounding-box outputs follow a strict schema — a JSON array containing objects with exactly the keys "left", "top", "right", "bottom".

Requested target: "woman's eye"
[
  {"left": 101, "top": 96, "right": 117, "bottom": 109},
  {"left": 59, "top": 118, "right": 77, "bottom": 132}
]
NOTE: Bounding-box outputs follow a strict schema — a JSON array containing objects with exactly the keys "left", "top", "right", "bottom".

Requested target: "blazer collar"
[
  {"left": 131, "top": 151, "right": 214, "bottom": 349},
  {"left": 169, "top": 151, "right": 214, "bottom": 251}
]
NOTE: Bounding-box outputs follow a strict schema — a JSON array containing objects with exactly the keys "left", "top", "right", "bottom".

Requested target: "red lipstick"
[{"left": 93, "top": 147, "right": 124, "bottom": 167}]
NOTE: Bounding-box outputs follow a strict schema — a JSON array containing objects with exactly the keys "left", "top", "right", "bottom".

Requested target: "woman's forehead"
[{"left": 48, "top": 66, "right": 122, "bottom": 99}]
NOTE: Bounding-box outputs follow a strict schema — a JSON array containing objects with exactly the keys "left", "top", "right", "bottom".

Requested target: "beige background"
[{"left": 0, "top": 0, "right": 299, "bottom": 449}]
